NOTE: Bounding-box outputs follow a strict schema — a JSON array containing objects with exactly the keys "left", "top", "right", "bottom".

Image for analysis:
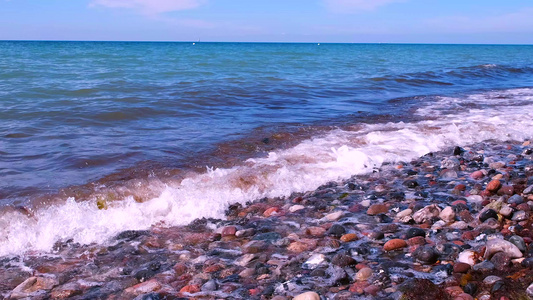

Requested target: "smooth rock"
[
  {"left": 263, "top": 207, "right": 280, "bottom": 217},
  {"left": 490, "top": 252, "right": 511, "bottom": 271},
  {"left": 302, "top": 254, "right": 327, "bottom": 270},
  {"left": 293, "top": 291, "right": 320, "bottom": 300},
  {"left": 331, "top": 254, "right": 356, "bottom": 267},
  {"left": 508, "top": 194, "right": 523, "bottom": 204},
  {"left": 512, "top": 210, "right": 528, "bottom": 221},
  {"left": 441, "top": 157, "right": 461, "bottom": 170},
  {"left": 479, "top": 209, "right": 498, "bottom": 222},
  {"left": 125, "top": 279, "right": 162, "bottom": 295},
  {"left": 509, "top": 235, "right": 526, "bottom": 251},
  {"left": 340, "top": 233, "right": 358, "bottom": 243},
  {"left": 499, "top": 205, "right": 514, "bottom": 218},
  {"left": 413, "top": 204, "right": 441, "bottom": 223},
  {"left": 439, "top": 206, "right": 456, "bottom": 223},
  {"left": 327, "top": 224, "right": 346, "bottom": 237},
  {"left": 10, "top": 276, "right": 59, "bottom": 299},
  {"left": 472, "top": 261, "right": 494, "bottom": 272},
  {"left": 526, "top": 282, "right": 533, "bottom": 298},
  {"left": 406, "top": 227, "right": 426, "bottom": 239},
  {"left": 483, "top": 275, "right": 502, "bottom": 285},
  {"left": 287, "top": 239, "right": 317, "bottom": 253},
  {"left": 484, "top": 238, "right": 523, "bottom": 259},
  {"left": 396, "top": 209, "right": 412, "bottom": 218},
  {"left": 221, "top": 226, "right": 237, "bottom": 236},
  {"left": 453, "top": 262, "right": 471, "bottom": 273},
  {"left": 486, "top": 180, "right": 501, "bottom": 192},
  {"left": 383, "top": 239, "right": 407, "bottom": 251},
  {"left": 306, "top": 226, "right": 326, "bottom": 237},
  {"left": 201, "top": 280, "right": 218, "bottom": 291},
  {"left": 413, "top": 245, "right": 439, "bottom": 264},
  {"left": 289, "top": 205, "right": 305, "bottom": 213},
  {"left": 440, "top": 169, "right": 458, "bottom": 179},
  {"left": 403, "top": 179, "right": 419, "bottom": 188},
  {"left": 470, "top": 170, "right": 484, "bottom": 180},
  {"left": 236, "top": 228, "right": 255, "bottom": 238},
  {"left": 523, "top": 185, "right": 533, "bottom": 194},
  {"left": 325, "top": 211, "right": 344, "bottom": 221},
  {"left": 457, "top": 250, "right": 477, "bottom": 266},
  {"left": 367, "top": 204, "right": 388, "bottom": 216},
  {"left": 355, "top": 267, "right": 373, "bottom": 281},
  {"left": 455, "top": 293, "right": 474, "bottom": 300}
]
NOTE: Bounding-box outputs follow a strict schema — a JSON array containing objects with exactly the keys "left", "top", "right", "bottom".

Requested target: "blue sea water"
[
  {"left": 1, "top": 41, "right": 533, "bottom": 255},
  {"left": 0, "top": 42, "right": 532, "bottom": 199},
  {"left": 1, "top": 42, "right": 533, "bottom": 202}
]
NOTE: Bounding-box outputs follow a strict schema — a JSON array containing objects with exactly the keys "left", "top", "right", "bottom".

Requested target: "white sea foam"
[{"left": 1, "top": 88, "right": 532, "bottom": 256}]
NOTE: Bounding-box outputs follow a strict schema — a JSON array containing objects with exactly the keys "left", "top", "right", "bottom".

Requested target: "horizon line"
[{"left": 1, "top": 39, "right": 533, "bottom": 46}]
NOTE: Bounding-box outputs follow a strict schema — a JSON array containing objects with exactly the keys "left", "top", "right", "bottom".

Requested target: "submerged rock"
[{"left": 484, "top": 238, "right": 523, "bottom": 260}]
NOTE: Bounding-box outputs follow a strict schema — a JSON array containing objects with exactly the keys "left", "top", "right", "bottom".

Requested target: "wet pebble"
[
  {"left": 413, "top": 245, "right": 439, "bottom": 264},
  {"left": 327, "top": 224, "right": 346, "bottom": 238},
  {"left": 383, "top": 239, "right": 407, "bottom": 251},
  {"left": 479, "top": 209, "right": 498, "bottom": 222},
  {"left": 293, "top": 291, "right": 320, "bottom": 300}
]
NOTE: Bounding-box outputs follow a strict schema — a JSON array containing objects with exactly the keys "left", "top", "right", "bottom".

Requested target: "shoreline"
[{"left": 2, "top": 139, "right": 533, "bottom": 299}]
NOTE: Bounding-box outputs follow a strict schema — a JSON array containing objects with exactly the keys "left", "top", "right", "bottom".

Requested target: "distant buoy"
[
  {"left": 193, "top": 43, "right": 196, "bottom": 45},
  {"left": 317, "top": 43, "right": 320, "bottom": 46}
]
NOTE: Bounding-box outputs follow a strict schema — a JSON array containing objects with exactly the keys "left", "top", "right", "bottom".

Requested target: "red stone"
[
  {"left": 221, "top": 226, "right": 237, "bottom": 236},
  {"left": 454, "top": 184, "right": 466, "bottom": 191},
  {"left": 462, "top": 231, "right": 475, "bottom": 240},
  {"left": 249, "top": 288, "right": 262, "bottom": 296},
  {"left": 517, "top": 203, "right": 530, "bottom": 211},
  {"left": 453, "top": 262, "right": 471, "bottom": 273},
  {"left": 383, "top": 239, "right": 407, "bottom": 251},
  {"left": 306, "top": 226, "right": 326, "bottom": 237},
  {"left": 173, "top": 263, "right": 187, "bottom": 276},
  {"left": 498, "top": 185, "right": 514, "bottom": 195},
  {"left": 349, "top": 282, "right": 368, "bottom": 294},
  {"left": 367, "top": 204, "right": 388, "bottom": 215},
  {"left": 407, "top": 236, "right": 426, "bottom": 246},
  {"left": 470, "top": 171, "right": 484, "bottom": 180},
  {"left": 451, "top": 200, "right": 467, "bottom": 206},
  {"left": 486, "top": 180, "right": 501, "bottom": 192},
  {"left": 180, "top": 284, "right": 200, "bottom": 294},
  {"left": 263, "top": 207, "right": 280, "bottom": 217},
  {"left": 363, "top": 284, "right": 380, "bottom": 296},
  {"left": 204, "top": 264, "right": 223, "bottom": 273}
]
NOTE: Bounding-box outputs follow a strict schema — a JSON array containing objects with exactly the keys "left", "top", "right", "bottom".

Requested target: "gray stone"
[
  {"left": 527, "top": 282, "right": 533, "bottom": 298},
  {"left": 472, "top": 261, "right": 494, "bottom": 272},
  {"left": 201, "top": 280, "right": 218, "bottom": 291},
  {"left": 484, "top": 238, "right": 523, "bottom": 260},
  {"left": 509, "top": 235, "right": 527, "bottom": 252},
  {"left": 512, "top": 210, "right": 528, "bottom": 221},
  {"left": 483, "top": 275, "right": 502, "bottom": 285},
  {"left": 523, "top": 184, "right": 533, "bottom": 195},
  {"left": 508, "top": 194, "right": 524, "bottom": 204},
  {"left": 441, "top": 157, "right": 461, "bottom": 170}
]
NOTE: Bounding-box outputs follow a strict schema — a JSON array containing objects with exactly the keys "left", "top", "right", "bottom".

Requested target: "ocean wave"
[
  {"left": 368, "top": 64, "right": 533, "bottom": 87},
  {"left": 0, "top": 88, "right": 532, "bottom": 257}
]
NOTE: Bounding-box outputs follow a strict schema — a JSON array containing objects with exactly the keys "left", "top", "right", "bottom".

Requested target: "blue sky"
[{"left": 1, "top": 0, "right": 533, "bottom": 43}]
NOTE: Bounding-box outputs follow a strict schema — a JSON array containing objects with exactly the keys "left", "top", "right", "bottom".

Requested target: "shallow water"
[{"left": 1, "top": 42, "right": 533, "bottom": 256}]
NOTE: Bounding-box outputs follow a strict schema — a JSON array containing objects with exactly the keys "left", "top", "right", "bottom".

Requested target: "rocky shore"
[{"left": 2, "top": 140, "right": 533, "bottom": 300}]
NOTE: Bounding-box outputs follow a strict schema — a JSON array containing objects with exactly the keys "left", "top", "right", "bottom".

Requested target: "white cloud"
[
  {"left": 90, "top": 0, "right": 206, "bottom": 14},
  {"left": 324, "top": 0, "right": 405, "bottom": 13},
  {"left": 424, "top": 8, "right": 533, "bottom": 33}
]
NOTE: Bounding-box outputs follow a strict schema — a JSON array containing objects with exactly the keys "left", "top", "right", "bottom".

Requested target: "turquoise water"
[{"left": 1, "top": 42, "right": 533, "bottom": 202}]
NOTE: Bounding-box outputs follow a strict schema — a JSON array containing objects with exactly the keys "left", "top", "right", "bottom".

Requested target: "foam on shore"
[{"left": 0, "top": 88, "right": 532, "bottom": 257}]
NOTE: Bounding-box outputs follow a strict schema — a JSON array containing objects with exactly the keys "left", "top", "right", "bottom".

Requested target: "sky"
[{"left": 1, "top": 0, "right": 533, "bottom": 43}]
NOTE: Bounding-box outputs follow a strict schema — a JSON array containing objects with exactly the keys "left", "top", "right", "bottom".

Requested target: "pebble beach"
[{"left": 2, "top": 139, "right": 533, "bottom": 300}]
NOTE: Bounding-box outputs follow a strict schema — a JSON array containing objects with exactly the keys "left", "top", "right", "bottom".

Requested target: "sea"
[{"left": 0, "top": 41, "right": 532, "bottom": 257}]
